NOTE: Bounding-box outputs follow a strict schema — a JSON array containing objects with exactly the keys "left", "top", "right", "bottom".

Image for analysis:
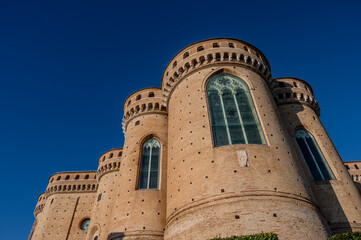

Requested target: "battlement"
[
  {"left": 33, "top": 193, "right": 46, "bottom": 217},
  {"left": 97, "top": 148, "right": 122, "bottom": 180},
  {"left": 45, "top": 171, "right": 98, "bottom": 197},
  {"left": 122, "top": 88, "right": 167, "bottom": 133},
  {"left": 48, "top": 171, "right": 97, "bottom": 183},
  {"left": 160, "top": 38, "right": 272, "bottom": 107},
  {"left": 272, "top": 77, "right": 320, "bottom": 115},
  {"left": 97, "top": 148, "right": 123, "bottom": 164},
  {"left": 29, "top": 38, "right": 361, "bottom": 240},
  {"left": 345, "top": 161, "right": 361, "bottom": 182}
]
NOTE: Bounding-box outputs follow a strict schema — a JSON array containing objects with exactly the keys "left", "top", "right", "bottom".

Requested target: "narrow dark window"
[
  {"left": 213, "top": 43, "right": 220, "bottom": 48},
  {"left": 109, "top": 153, "right": 113, "bottom": 158},
  {"left": 97, "top": 193, "right": 102, "bottom": 202},
  {"left": 228, "top": 43, "right": 234, "bottom": 48},
  {"left": 138, "top": 138, "right": 160, "bottom": 189},
  {"left": 65, "top": 175, "right": 70, "bottom": 180},
  {"left": 346, "top": 165, "right": 350, "bottom": 170},
  {"left": 197, "top": 46, "right": 204, "bottom": 52},
  {"left": 183, "top": 52, "right": 189, "bottom": 59},
  {"left": 75, "top": 175, "right": 79, "bottom": 180},
  {"left": 293, "top": 82, "right": 298, "bottom": 87},
  {"left": 206, "top": 73, "right": 265, "bottom": 146},
  {"left": 172, "top": 61, "right": 177, "bottom": 68},
  {"left": 136, "top": 95, "right": 141, "bottom": 101},
  {"left": 148, "top": 92, "right": 154, "bottom": 97},
  {"left": 127, "top": 100, "right": 131, "bottom": 106},
  {"left": 85, "top": 175, "right": 89, "bottom": 180},
  {"left": 57, "top": 176, "right": 61, "bottom": 181},
  {"left": 50, "top": 178, "right": 54, "bottom": 183},
  {"left": 295, "top": 129, "right": 335, "bottom": 181},
  {"left": 355, "top": 164, "right": 359, "bottom": 170},
  {"left": 243, "top": 46, "right": 248, "bottom": 52}
]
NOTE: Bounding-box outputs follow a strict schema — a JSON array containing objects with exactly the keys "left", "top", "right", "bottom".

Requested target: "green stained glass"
[{"left": 206, "top": 73, "right": 265, "bottom": 146}]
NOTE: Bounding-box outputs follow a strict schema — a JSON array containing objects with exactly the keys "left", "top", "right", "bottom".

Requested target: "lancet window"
[
  {"left": 295, "top": 129, "right": 335, "bottom": 181},
  {"left": 206, "top": 73, "right": 265, "bottom": 146},
  {"left": 138, "top": 138, "right": 160, "bottom": 189}
]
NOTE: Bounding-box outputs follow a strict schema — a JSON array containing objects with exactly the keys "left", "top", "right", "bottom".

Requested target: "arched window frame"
[
  {"left": 205, "top": 72, "right": 265, "bottom": 147},
  {"left": 137, "top": 137, "right": 161, "bottom": 190},
  {"left": 294, "top": 129, "right": 335, "bottom": 181}
]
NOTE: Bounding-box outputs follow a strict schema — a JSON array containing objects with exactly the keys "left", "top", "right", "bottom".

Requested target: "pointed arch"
[
  {"left": 138, "top": 138, "right": 161, "bottom": 189},
  {"left": 206, "top": 72, "right": 265, "bottom": 146},
  {"left": 295, "top": 129, "right": 335, "bottom": 181}
]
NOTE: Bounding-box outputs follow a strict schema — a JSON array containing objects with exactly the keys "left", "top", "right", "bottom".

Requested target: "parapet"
[
  {"left": 345, "top": 161, "right": 361, "bottom": 182},
  {"left": 160, "top": 38, "right": 272, "bottom": 106},
  {"left": 272, "top": 77, "right": 320, "bottom": 115},
  {"left": 33, "top": 192, "right": 46, "bottom": 217},
  {"left": 122, "top": 87, "right": 167, "bottom": 133},
  {"left": 45, "top": 171, "right": 98, "bottom": 198},
  {"left": 97, "top": 148, "right": 122, "bottom": 180}
]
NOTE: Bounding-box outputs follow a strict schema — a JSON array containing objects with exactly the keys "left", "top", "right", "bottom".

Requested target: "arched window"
[
  {"left": 295, "top": 129, "right": 335, "bottom": 181},
  {"left": 206, "top": 73, "right": 265, "bottom": 146},
  {"left": 138, "top": 138, "right": 160, "bottom": 189}
]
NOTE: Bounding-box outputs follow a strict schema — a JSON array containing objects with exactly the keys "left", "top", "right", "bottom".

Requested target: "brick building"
[{"left": 29, "top": 38, "right": 361, "bottom": 240}]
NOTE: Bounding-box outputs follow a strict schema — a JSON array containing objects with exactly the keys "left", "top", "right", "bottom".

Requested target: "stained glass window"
[
  {"left": 138, "top": 138, "right": 160, "bottom": 189},
  {"left": 206, "top": 73, "right": 265, "bottom": 146},
  {"left": 295, "top": 129, "right": 335, "bottom": 181}
]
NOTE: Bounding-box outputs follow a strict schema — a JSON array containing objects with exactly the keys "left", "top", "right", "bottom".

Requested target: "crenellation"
[{"left": 29, "top": 38, "right": 361, "bottom": 240}]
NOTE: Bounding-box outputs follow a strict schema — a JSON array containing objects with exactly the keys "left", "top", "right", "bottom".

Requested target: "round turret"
[
  {"left": 97, "top": 148, "right": 122, "bottom": 180},
  {"left": 87, "top": 88, "right": 168, "bottom": 240},
  {"left": 122, "top": 88, "right": 167, "bottom": 134},
  {"left": 32, "top": 171, "right": 98, "bottom": 240},
  {"left": 33, "top": 193, "right": 46, "bottom": 217},
  {"left": 275, "top": 77, "right": 361, "bottom": 234},
  {"left": 163, "top": 38, "right": 330, "bottom": 240},
  {"left": 87, "top": 149, "right": 123, "bottom": 240},
  {"left": 272, "top": 77, "right": 320, "bottom": 115},
  {"left": 161, "top": 38, "right": 272, "bottom": 107}
]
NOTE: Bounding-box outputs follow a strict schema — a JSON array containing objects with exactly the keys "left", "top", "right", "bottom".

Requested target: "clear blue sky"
[{"left": 0, "top": 0, "right": 360, "bottom": 239}]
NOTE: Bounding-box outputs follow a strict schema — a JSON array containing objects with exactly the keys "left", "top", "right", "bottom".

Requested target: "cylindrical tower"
[
  {"left": 29, "top": 193, "right": 46, "bottom": 240},
  {"left": 273, "top": 77, "right": 361, "bottom": 234},
  {"left": 86, "top": 148, "right": 123, "bottom": 240},
  {"left": 30, "top": 171, "right": 98, "bottom": 240},
  {"left": 105, "top": 88, "right": 168, "bottom": 239},
  {"left": 163, "top": 38, "right": 330, "bottom": 240}
]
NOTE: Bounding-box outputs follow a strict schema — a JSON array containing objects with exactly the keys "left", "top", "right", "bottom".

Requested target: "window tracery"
[
  {"left": 138, "top": 138, "right": 160, "bottom": 189},
  {"left": 206, "top": 73, "right": 265, "bottom": 146}
]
